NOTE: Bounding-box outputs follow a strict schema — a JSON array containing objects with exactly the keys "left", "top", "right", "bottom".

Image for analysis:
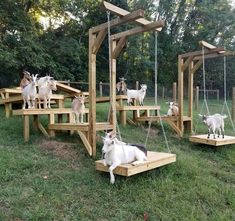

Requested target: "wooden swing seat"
[
  {"left": 189, "top": 134, "right": 235, "bottom": 146},
  {"left": 95, "top": 151, "right": 176, "bottom": 177}
]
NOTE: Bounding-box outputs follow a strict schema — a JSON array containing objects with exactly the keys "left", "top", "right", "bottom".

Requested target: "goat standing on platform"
[
  {"left": 38, "top": 79, "right": 57, "bottom": 109},
  {"left": 102, "top": 134, "right": 147, "bottom": 184},
  {"left": 22, "top": 74, "right": 38, "bottom": 109},
  {"left": 127, "top": 84, "right": 147, "bottom": 106},
  {"left": 72, "top": 95, "right": 86, "bottom": 124},
  {"left": 199, "top": 114, "right": 227, "bottom": 139},
  {"left": 166, "top": 102, "right": 179, "bottom": 116},
  {"left": 20, "top": 71, "right": 32, "bottom": 89},
  {"left": 116, "top": 77, "right": 127, "bottom": 95}
]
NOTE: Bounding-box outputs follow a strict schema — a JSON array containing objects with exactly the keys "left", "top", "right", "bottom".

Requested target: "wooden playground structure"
[{"left": 178, "top": 41, "right": 235, "bottom": 146}]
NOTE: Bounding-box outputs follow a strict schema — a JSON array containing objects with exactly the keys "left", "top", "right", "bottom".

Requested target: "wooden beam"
[
  {"left": 178, "top": 55, "right": 184, "bottom": 135},
  {"left": 112, "top": 37, "right": 127, "bottom": 59},
  {"left": 181, "top": 56, "right": 194, "bottom": 72},
  {"left": 92, "top": 9, "right": 145, "bottom": 33},
  {"left": 77, "top": 131, "right": 92, "bottom": 156},
  {"left": 199, "top": 40, "right": 216, "bottom": 49},
  {"left": 180, "top": 47, "right": 225, "bottom": 58},
  {"left": 191, "top": 59, "right": 203, "bottom": 74},
  {"left": 111, "top": 20, "right": 165, "bottom": 40},
  {"left": 92, "top": 29, "right": 107, "bottom": 54},
  {"left": 193, "top": 51, "right": 235, "bottom": 60},
  {"left": 102, "top": 1, "right": 163, "bottom": 31}
]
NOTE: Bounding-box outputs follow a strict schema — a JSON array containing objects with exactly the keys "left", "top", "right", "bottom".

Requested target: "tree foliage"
[{"left": 0, "top": 0, "right": 235, "bottom": 94}]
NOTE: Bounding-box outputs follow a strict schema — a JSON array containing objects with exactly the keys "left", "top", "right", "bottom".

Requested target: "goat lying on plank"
[
  {"left": 102, "top": 132, "right": 147, "bottom": 184},
  {"left": 127, "top": 84, "right": 147, "bottom": 106},
  {"left": 199, "top": 114, "right": 227, "bottom": 139}
]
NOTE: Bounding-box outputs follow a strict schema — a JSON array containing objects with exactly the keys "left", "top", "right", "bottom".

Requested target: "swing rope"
[
  {"left": 192, "top": 45, "right": 210, "bottom": 135},
  {"left": 106, "top": 11, "right": 123, "bottom": 142},
  {"left": 144, "top": 31, "right": 171, "bottom": 153},
  {"left": 221, "top": 56, "right": 235, "bottom": 135}
]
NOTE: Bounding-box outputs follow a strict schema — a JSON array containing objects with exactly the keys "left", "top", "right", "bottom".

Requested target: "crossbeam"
[
  {"left": 91, "top": 9, "right": 145, "bottom": 33},
  {"left": 111, "top": 20, "right": 165, "bottom": 40},
  {"left": 102, "top": 1, "right": 162, "bottom": 31},
  {"left": 180, "top": 47, "right": 225, "bottom": 58}
]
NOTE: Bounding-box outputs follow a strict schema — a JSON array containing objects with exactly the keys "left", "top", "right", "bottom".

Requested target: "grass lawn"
[{"left": 0, "top": 99, "right": 234, "bottom": 221}]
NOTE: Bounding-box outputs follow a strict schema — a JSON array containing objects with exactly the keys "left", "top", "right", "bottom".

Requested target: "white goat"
[
  {"left": 199, "top": 114, "right": 227, "bottom": 139},
  {"left": 37, "top": 75, "right": 53, "bottom": 88},
  {"left": 167, "top": 102, "right": 179, "bottom": 116},
  {"left": 127, "top": 84, "right": 147, "bottom": 106},
  {"left": 38, "top": 79, "right": 57, "bottom": 109},
  {"left": 102, "top": 135, "right": 147, "bottom": 184},
  {"left": 71, "top": 95, "right": 86, "bottom": 124},
  {"left": 22, "top": 74, "right": 38, "bottom": 109}
]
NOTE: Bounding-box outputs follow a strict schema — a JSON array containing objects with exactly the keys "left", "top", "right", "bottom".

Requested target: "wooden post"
[
  {"left": 110, "top": 40, "right": 117, "bottom": 131},
  {"left": 88, "top": 29, "right": 97, "bottom": 157},
  {"left": 136, "top": 81, "right": 139, "bottom": 89},
  {"left": 162, "top": 87, "right": 165, "bottom": 100},
  {"left": 187, "top": 61, "right": 194, "bottom": 132},
  {"left": 195, "top": 86, "right": 199, "bottom": 111},
  {"left": 99, "top": 81, "right": 103, "bottom": 97},
  {"left": 178, "top": 55, "right": 184, "bottom": 135},
  {"left": 173, "top": 82, "right": 177, "bottom": 102},
  {"left": 233, "top": 87, "right": 235, "bottom": 121},
  {"left": 217, "top": 89, "right": 219, "bottom": 101}
]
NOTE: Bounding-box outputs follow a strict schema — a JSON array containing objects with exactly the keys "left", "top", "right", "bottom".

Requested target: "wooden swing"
[
  {"left": 189, "top": 44, "right": 235, "bottom": 146},
  {"left": 95, "top": 5, "right": 176, "bottom": 177}
]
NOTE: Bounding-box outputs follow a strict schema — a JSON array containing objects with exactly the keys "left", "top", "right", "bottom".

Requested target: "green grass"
[{"left": 0, "top": 99, "right": 235, "bottom": 221}]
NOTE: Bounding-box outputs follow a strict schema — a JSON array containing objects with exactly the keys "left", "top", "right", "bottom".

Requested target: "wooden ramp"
[
  {"left": 95, "top": 151, "right": 176, "bottom": 176},
  {"left": 189, "top": 134, "right": 235, "bottom": 146}
]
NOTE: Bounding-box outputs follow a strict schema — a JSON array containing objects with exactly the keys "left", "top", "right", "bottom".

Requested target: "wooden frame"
[
  {"left": 88, "top": 1, "right": 165, "bottom": 157},
  {"left": 177, "top": 41, "right": 235, "bottom": 137}
]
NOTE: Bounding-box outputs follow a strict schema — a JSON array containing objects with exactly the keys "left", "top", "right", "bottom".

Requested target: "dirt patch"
[{"left": 37, "top": 139, "right": 79, "bottom": 160}]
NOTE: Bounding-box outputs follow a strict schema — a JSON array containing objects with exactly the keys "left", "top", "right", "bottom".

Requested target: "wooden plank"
[
  {"left": 96, "top": 95, "right": 127, "bottom": 103},
  {"left": 181, "top": 56, "right": 193, "bottom": 72},
  {"left": 92, "top": 9, "right": 145, "bottom": 33},
  {"left": 178, "top": 55, "right": 184, "bottom": 136},
  {"left": 116, "top": 105, "right": 160, "bottom": 111},
  {"left": 199, "top": 41, "right": 216, "bottom": 49},
  {"left": 77, "top": 131, "right": 92, "bottom": 156},
  {"left": 189, "top": 134, "right": 235, "bottom": 146},
  {"left": 95, "top": 151, "right": 176, "bottom": 176},
  {"left": 102, "top": 1, "right": 163, "bottom": 31},
  {"left": 111, "top": 20, "right": 165, "bottom": 40},
  {"left": 12, "top": 108, "right": 77, "bottom": 116},
  {"left": 56, "top": 82, "right": 81, "bottom": 94}
]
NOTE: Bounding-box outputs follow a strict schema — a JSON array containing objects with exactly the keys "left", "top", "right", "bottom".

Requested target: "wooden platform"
[
  {"left": 95, "top": 151, "right": 176, "bottom": 176},
  {"left": 189, "top": 134, "right": 235, "bottom": 146},
  {"left": 48, "top": 122, "right": 114, "bottom": 132}
]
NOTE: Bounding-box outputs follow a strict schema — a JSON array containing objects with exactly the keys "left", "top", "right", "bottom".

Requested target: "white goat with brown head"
[
  {"left": 166, "top": 101, "right": 179, "bottom": 116},
  {"left": 20, "top": 71, "right": 32, "bottom": 89},
  {"left": 22, "top": 74, "right": 38, "bottom": 109},
  {"left": 72, "top": 95, "right": 86, "bottom": 124}
]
